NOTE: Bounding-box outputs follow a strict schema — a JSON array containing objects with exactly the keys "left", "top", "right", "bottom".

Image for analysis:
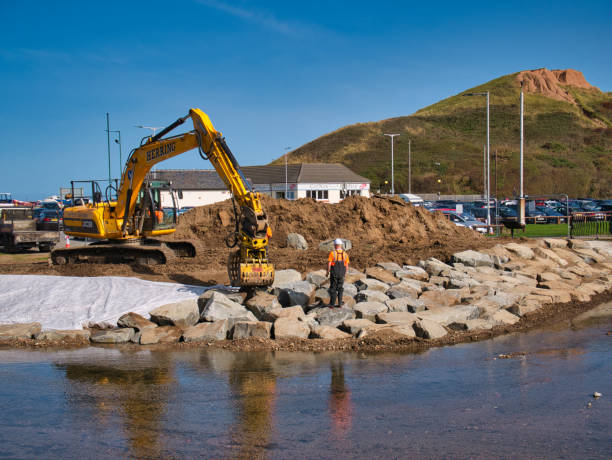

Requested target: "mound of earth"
[{"left": 166, "top": 195, "right": 491, "bottom": 271}]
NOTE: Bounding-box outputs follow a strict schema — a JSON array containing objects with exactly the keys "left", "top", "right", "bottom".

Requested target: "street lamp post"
[
  {"left": 408, "top": 139, "right": 411, "bottom": 194},
  {"left": 463, "top": 92, "right": 491, "bottom": 232},
  {"left": 284, "top": 146, "right": 291, "bottom": 199},
  {"left": 110, "top": 130, "right": 122, "bottom": 176},
  {"left": 384, "top": 134, "right": 400, "bottom": 195},
  {"left": 105, "top": 113, "right": 112, "bottom": 185}
]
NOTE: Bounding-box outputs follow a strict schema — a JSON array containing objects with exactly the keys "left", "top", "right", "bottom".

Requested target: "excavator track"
[{"left": 50, "top": 239, "right": 193, "bottom": 265}]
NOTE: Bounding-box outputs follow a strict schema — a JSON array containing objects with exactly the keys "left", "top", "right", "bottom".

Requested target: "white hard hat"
[{"left": 334, "top": 238, "right": 343, "bottom": 246}]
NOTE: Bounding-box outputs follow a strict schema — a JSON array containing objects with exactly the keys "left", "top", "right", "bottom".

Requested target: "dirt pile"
[
  {"left": 516, "top": 68, "right": 597, "bottom": 103},
  {"left": 167, "top": 195, "right": 491, "bottom": 271}
]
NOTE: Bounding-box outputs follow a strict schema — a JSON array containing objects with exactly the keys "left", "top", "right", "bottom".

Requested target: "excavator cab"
[{"left": 137, "top": 180, "right": 177, "bottom": 232}]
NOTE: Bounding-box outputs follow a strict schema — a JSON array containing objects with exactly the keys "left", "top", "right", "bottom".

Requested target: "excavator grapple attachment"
[{"left": 228, "top": 251, "right": 274, "bottom": 287}]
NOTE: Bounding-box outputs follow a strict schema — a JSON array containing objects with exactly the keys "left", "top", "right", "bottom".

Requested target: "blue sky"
[{"left": 1, "top": 0, "right": 610, "bottom": 200}]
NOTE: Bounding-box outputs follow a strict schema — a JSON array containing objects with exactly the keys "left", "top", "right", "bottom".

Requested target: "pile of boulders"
[{"left": 1, "top": 239, "right": 611, "bottom": 346}]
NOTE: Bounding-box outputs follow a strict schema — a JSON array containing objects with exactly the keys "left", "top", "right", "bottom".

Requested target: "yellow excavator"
[{"left": 53, "top": 108, "right": 274, "bottom": 287}]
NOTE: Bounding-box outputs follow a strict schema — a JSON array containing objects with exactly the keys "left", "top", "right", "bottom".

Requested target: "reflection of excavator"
[{"left": 52, "top": 108, "right": 274, "bottom": 287}]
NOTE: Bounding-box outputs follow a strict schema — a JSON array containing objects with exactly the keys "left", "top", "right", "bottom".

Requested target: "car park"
[{"left": 441, "top": 210, "right": 487, "bottom": 233}]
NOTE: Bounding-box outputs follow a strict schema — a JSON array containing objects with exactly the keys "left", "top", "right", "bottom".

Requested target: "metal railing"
[{"left": 570, "top": 212, "right": 612, "bottom": 238}]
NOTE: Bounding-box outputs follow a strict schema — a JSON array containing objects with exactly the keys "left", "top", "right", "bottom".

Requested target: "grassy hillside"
[{"left": 273, "top": 70, "right": 612, "bottom": 198}]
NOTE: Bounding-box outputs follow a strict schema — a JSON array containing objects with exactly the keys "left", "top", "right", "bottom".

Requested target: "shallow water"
[{"left": 0, "top": 319, "right": 610, "bottom": 459}]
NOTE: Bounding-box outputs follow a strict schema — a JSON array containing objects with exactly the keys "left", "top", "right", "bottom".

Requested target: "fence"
[{"left": 570, "top": 212, "right": 612, "bottom": 238}]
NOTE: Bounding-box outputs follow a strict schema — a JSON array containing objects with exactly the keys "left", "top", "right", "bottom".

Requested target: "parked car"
[
  {"left": 536, "top": 206, "right": 566, "bottom": 223},
  {"left": 441, "top": 211, "right": 487, "bottom": 233},
  {"left": 36, "top": 209, "right": 62, "bottom": 230},
  {"left": 398, "top": 194, "right": 425, "bottom": 205}
]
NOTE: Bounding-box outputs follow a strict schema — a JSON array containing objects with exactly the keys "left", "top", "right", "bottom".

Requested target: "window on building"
[
  {"left": 306, "top": 190, "right": 328, "bottom": 200},
  {"left": 275, "top": 191, "right": 296, "bottom": 200},
  {"left": 341, "top": 190, "right": 360, "bottom": 199}
]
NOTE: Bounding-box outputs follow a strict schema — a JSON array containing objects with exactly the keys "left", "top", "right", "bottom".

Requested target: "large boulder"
[
  {"left": 365, "top": 267, "right": 399, "bottom": 285},
  {"left": 314, "top": 288, "right": 331, "bottom": 305},
  {"left": 90, "top": 328, "right": 135, "bottom": 344},
  {"left": 544, "top": 238, "right": 568, "bottom": 249},
  {"left": 273, "top": 318, "right": 310, "bottom": 339},
  {"left": 418, "top": 290, "right": 460, "bottom": 307},
  {"left": 311, "top": 325, "right": 351, "bottom": 339},
  {"left": 182, "top": 321, "right": 228, "bottom": 342},
  {"left": 245, "top": 291, "right": 282, "bottom": 321},
  {"left": 376, "top": 312, "right": 418, "bottom": 325},
  {"left": 201, "top": 292, "right": 257, "bottom": 328},
  {"left": 271, "top": 269, "right": 303, "bottom": 289},
  {"left": 35, "top": 329, "right": 90, "bottom": 341},
  {"left": 198, "top": 288, "right": 246, "bottom": 306},
  {"left": 452, "top": 250, "right": 494, "bottom": 268},
  {"left": 355, "top": 278, "right": 390, "bottom": 292},
  {"left": 140, "top": 326, "right": 182, "bottom": 345},
  {"left": 533, "top": 247, "right": 568, "bottom": 266},
  {"left": 149, "top": 299, "right": 199, "bottom": 328},
  {"left": 484, "top": 309, "right": 520, "bottom": 326},
  {"left": 419, "top": 258, "right": 453, "bottom": 276},
  {"left": 117, "top": 312, "right": 157, "bottom": 331},
  {"left": 232, "top": 321, "right": 272, "bottom": 339},
  {"left": 377, "top": 261, "right": 403, "bottom": 273},
  {"left": 268, "top": 306, "right": 305, "bottom": 321},
  {"left": 398, "top": 265, "right": 429, "bottom": 281},
  {"left": 313, "top": 307, "right": 356, "bottom": 327},
  {"left": 355, "top": 289, "right": 390, "bottom": 303},
  {"left": 0, "top": 322, "right": 42, "bottom": 340},
  {"left": 353, "top": 301, "right": 388, "bottom": 321},
  {"left": 504, "top": 243, "right": 535, "bottom": 260},
  {"left": 318, "top": 238, "right": 352, "bottom": 252},
  {"left": 385, "top": 297, "right": 426, "bottom": 313},
  {"left": 342, "top": 283, "right": 358, "bottom": 298},
  {"left": 417, "top": 305, "right": 480, "bottom": 326},
  {"left": 305, "top": 270, "right": 328, "bottom": 287},
  {"left": 345, "top": 267, "right": 366, "bottom": 284},
  {"left": 413, "top": 319, "right": 447, "bottom": 339},
  {"left": 287, "top": 233, "right": 308, "bottom": 250},
  {"left": 386, "top": 283, "right": 419, "bottom": 299},
  {"left": 342, "top": 318, "right": 379, "bottom": 336},
  {"left": 278, "top": 280, "right": 316, "bottom": 307}
]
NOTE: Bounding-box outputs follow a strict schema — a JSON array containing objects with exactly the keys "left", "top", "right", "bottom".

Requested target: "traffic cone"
[{"left": 65, "top": 235, "right": 70, "bottom": 248}]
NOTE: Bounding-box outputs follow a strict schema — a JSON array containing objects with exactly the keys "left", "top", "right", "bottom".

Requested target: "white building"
[{"left": 153, "top": 164, "right": 370, "bottom": 208}]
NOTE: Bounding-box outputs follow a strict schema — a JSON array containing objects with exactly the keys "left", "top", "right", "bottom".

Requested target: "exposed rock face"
[
  {"left": 139, "top": 326, "right": 182, "bottom": 345},
  {"left": 149, "top": 299, "right": 199, "bottom": 328},
  {"left": 90, "top": 328, "right": 135, "bottom": 344},
  {"left": 0, "top": 322, "right": 42, "bottom": 340},
  {"left": 516, "top": 68, "right": 595, "bottom": 104},
  {"left": 182, "top": 321, "right": 228, "bottom": 342}
]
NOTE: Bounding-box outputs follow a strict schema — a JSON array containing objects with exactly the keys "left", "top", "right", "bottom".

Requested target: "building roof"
[{"left": 152, "top": 164, "right": 370, "bottom": 190}]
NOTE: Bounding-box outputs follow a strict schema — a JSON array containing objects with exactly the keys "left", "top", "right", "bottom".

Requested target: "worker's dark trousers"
[{"left": 329, "top": 275, "right": 344, "bottom": 306}]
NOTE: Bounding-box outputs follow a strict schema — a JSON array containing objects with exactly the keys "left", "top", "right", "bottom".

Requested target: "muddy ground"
[{"left": 0, "top": 195, "right": 506, "bottom": 286}]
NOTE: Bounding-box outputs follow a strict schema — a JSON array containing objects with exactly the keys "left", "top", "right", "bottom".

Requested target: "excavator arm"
[{"left": 114, "top": 108, "right": 273, "bottom": 286}]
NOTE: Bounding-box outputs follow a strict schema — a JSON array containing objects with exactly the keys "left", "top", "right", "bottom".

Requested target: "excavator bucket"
[{"left": 228, "top": 251, "right": 274, "bottom": 287}]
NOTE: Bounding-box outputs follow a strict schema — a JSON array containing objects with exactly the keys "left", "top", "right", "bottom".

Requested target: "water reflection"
[
  {"left": 329, "top": 361, "right": 353, "bottom": 440},
  {"left": 56, "top": 349, "right": 173, "bottom": 458}
]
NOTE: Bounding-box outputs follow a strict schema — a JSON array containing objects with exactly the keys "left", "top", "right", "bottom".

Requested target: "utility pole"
[
  {"left": 284, "top": 146, "right": 291, "bottom": 199},
  {"left": 408, "top": 139, "right": 412, "bottom": 194},
  {"left": 106, "top": 113, "right": 111, "bottom": 184},
  {"left": 384, "top": 134, "right": 400, "bottom": 195},
  {"left": 519, "top": 81, "right": 525, "bottom": 226}
]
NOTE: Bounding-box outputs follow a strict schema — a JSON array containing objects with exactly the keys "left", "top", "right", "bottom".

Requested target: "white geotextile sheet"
[{"left": 0, "top": 275, "right": 218, "bottom": 330}]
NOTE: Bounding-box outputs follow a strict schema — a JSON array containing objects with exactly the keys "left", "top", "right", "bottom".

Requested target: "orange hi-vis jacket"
[{"left": 328, "top": 249, "right": 349, "bottom": 267}]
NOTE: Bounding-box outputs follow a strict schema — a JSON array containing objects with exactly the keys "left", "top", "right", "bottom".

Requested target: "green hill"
[{"left": 274, "top": 69, "right": 612, "bottom": 197}]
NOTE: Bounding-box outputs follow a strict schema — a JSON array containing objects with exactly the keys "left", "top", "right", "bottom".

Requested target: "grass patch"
[{"left": 500, "top": 223, "right": 569, "bottom": 238}]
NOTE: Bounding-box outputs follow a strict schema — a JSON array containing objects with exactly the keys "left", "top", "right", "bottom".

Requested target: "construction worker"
[{"left": 327, "top": 238, "right": 349, "bottom": 308}]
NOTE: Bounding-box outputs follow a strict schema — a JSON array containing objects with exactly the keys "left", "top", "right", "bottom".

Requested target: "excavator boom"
[{"left": 57, "top": 108, "right": 274, "bottom": 287}]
